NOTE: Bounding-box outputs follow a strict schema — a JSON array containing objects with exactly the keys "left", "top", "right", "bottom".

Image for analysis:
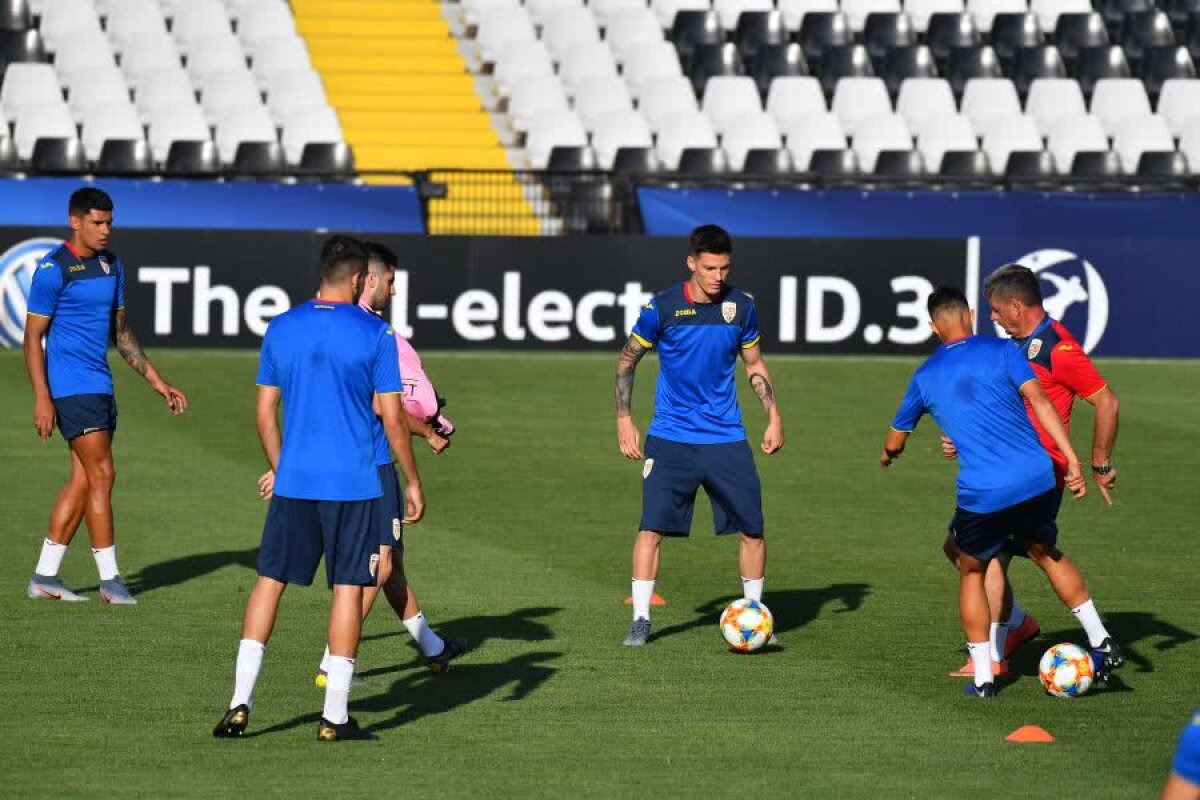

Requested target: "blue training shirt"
[
  {"left": 891, "top": 335, "right": 1054, "bottom": 513},
  {"left": 26, "top": 243, "right": 125, "bottom": 399},
  {"left": 1174, "top": 711, "right": 1200, "bottom": 785},
  {"left": 631, "top": 282, "right": 760, "bottom": 445},
  {"left": 256, "top": 300, "right": 402, "bottom": 501}
]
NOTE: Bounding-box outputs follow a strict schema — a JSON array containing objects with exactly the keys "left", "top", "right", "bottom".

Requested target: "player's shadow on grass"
[
  {"left": 81, "top": 547, "right": 259, "bottom": 595},
  {"left": 1010, "top": 610, "right": 1197, "bottom": 679},
  {"left": 649, "top": 583, "right": 871, "bottom": 644}
]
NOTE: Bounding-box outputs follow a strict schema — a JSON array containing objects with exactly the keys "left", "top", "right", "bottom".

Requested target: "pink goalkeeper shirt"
[{"left": 360, "top": 299, "right": 454, "bottom": 435}]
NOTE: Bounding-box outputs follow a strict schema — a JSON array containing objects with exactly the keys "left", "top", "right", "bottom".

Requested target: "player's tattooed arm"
[
  {"left": 749, "top": 373, "right": 775, "bottom": 410},
  {"left": 615, "top": 335, "right": 649, "bottom": 416},
  {"left": 113, "top": 309, "right": 189, "bottom": 414}
]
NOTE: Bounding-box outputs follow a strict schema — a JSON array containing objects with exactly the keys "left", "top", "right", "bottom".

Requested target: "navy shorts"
[
  {"left": 55, "top": 393, "right": 117, "bottom": 442},
  {"left": 376, "top": 463, "right": 404, "bottom": 549},
  {"left": 948, "top": 487, "right": 1063, "bottom": 562},
  {"left": 640, "top": 435, "right": 764, "bottom": 537},
  {"left": 258, "top": 495, "right": 381, "bottom": 587}
]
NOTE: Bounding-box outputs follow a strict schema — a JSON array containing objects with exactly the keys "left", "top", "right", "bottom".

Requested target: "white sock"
[
  {"left": 322, "top": 655, "right": 355, "bottom": 725},
  {"left": 1005, "top": 595, "right": 1026, "bottom": 628},
  {"left": 742, "top": 576, "right": 764, "bottom": 602},
  {"left": 92, "top": 546, "right": 119, "bottom": 581},
  {"left": 319, "top": 645, "right": 331, "bottom": 674},
  {"left": 967, "top": 640, "right": 993, "bottom": 686},
  {"left": 631, "top": 578, "right": 654, "bottom": 621},
  {"left": 230, "top": 639, "right": 265, "bottom": 710},
  {"left": 402, "top": 612, "right": 444, "bottom": 658},
  {"left": 1070, "top": 599, "right": 1111, "bottom": 648},
  {"left": 989, "top": 623, "right": 1008, "bottom": 662},
  {"left": 35, "top": 539, "right": 68, "bottom": 577}
]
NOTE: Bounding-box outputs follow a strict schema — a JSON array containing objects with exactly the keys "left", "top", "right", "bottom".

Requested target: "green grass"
[{"left": 1, "top": 350, "right": 1197, "bottom": 799}]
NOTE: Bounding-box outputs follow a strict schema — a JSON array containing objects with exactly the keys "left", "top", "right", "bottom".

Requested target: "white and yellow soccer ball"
[
  {"left": 720, "top": 598, "right": 774, "bottom": 652},
  {"left": 1039, "top": 643, "right": 1096, "bottom": 697}
]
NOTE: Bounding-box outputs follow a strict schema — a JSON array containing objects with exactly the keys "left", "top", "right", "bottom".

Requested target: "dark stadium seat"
[
  {"left": 807, "top": 147, "right": 860, "bottom": 177},
  {"left": 233, "top": 141, "right": 285, "bottom": 175},
  {"left": 818, "top": 44, "right": 874, "bottom": 95},
  {"left": 1187, "top": 13, "right": 1200, "bottom": 61},
  {"left": 938, "top": 149, "right": 992, "bottom": 180},
  {"left": 873, "top": 149, "right": 925, "bottom": 179},
  {"left": 165, "top": 140, "right": 220, "bottom": 175},
  {"left": 300, "top": 142, "right": 356, "bottom": 177},
  {"left": 1004, "top": 149, "right": 1056, "bottom": 181},
  {"left": 882, "top": 45, "right": 938, "bottom": 96},
  {"left": 1097, "top": 0, "right": 1155, "bottom": 38},
  {"left": 546, "top": 146, "right": 596, "bottom": 171},
  {"left": 0, "top": 0, "right": 30, "bottom": 31},
  {"left": 671, "top": 10, "right": 723, "bottom": 70},
  {"left": 1069, "top": 149, "right": 1123, "bottom": 178},
  {"left": 1163, "top": 0, "right": 1200, "bottom": 33},
  {"left": 97, "top": 139, "right": 152, "bottom": 173},
  {"left": 990, "top": 13, "right": 1044, "bottom": 68},
  {"left": 1010, "top": 45, "right": 1067, "bottom": 96},
  {"left": 612, "top": 146, "right": 658, "bottom": 173},
  {"left": 1053, "top": 13, "right": 1109, "bottom": 68},
  {"left": 742, "top": 147, "right": 793, "bottom": 173},
  {"left": 752, "top": 43, "right": 808, "bottom": 97},
  {"left": 677, "top": 146, "right": 728, "bottom": 174},
  {"left": 30, "top": 137, "right": 85, "bottom": 173},
  {"left": 797, "top": 12, "right": 854, "bottom": 69},
  {"left": 863, "top": 12, "right": 917, "bottom": 67},
  {"left": 0, "top": 134, "right": 16, "bottom": 168},
  {"left": 1121, "top": 10, "right": 1176, "bottom": 67},
  {"left": 1136, "top": 150, "right": 1190, "bottom": 178},
  {"left": 0, "top": 28, "right": 45, "bottom": 71},
  {"left": 926, "top": 13, "right": 982, "bottom": 69},
  {"left": 1140, "top": 45, "right": 1197, "bottom": 99},
  {"left": 1074, "top": 45, "right": 1132, "bottom": 95},
  {"left": 689, "top": 42, "right": 743, "bottom": 98},
  {"left": 734, "top": 10, "right": 787, "bottom": 68},
  {"left": 563, "top": 178, "right": 617, "bottom": 234},
  {"left": 947, "top": 45, "right": 1003, "bottom": 96}
]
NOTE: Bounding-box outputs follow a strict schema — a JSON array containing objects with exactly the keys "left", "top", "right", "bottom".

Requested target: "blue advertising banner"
[
  {"left": 637, "top": 188, "right": 1200, "bottom": 357},
  {"left": 0, "top": 177, "right": 424, "bottom": 232}
]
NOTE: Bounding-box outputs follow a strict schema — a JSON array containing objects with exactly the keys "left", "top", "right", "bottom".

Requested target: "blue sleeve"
[
  {"left": 630, "top": 300, "right": 659, "bottom": 347},
  {"left": 373, "top": 326, "right": 402, "bottom": 394},
  {"left": 1004, "top": 341, "right": 1036, "bottom": 390},
  {"left": 740, "top": 303, "right": 761, "bottom": 349},
  {"left": 115, "top": 257, "right": 126, "bottom": 310},
  {"left": 255, "top": 327, "right": 277, "bottom": 387},
  {"left": 1173, "top": 713, "right": 1200, "bottom": 785},
  {"left": 891, "top": 375, "right": 926, "bottom": 432},
  {"left": 26, "top": 259, "right": 63, "bottom": 318}
]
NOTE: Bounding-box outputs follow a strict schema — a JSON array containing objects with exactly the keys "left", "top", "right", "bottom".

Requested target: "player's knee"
[
  {"left": 739, "top": 532, "right": 764, "bottom": 549},
  {"left": 377, "top": 549, "right": 393, "bottom": 585},
  {"left": 956, "top": 553, "right": 987, "bottom": 575},
  {"left": 88, "top": 459, "right": 115, "bottom": 491}
]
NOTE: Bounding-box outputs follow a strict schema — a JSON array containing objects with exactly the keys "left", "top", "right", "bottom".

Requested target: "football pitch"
[{"left": 1, "top": 350, "right": 1197, "bottom": 799}]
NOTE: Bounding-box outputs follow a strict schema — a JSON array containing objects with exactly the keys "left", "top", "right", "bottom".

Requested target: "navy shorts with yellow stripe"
[
  {"left": 54, "top": 393, "right": 117, "bottom": 441},
  {"left": 376, "top": 463, "right": 404, "bottom": 549},
  {"left": 258, "top": 495, "right": 380, "bottom": 587},
  {"left": 949, "top": 487, "right": 1063, "bottom": 562},
  {"left": 640, "top": 435, "right": 764, "bottom": 537}
]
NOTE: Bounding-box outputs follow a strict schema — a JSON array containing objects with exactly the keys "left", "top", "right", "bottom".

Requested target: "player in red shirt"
[{"left": 944, "top": 264, "right": 1122, "bottom": 680}]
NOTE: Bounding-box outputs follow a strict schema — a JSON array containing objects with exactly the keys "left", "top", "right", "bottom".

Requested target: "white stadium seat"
[
  {"left": 120, "top": 33, "right": 183, "bottom": 88},
  {"left": 237, "top": 0, "right": 297, "bottom": 48},
  {"left": 541, "top": 8, "right": 602, "bottom": 62},
  {"left": 1180, "top": 118, "right": 1200, "bottom": 173},
  {"left": 1046, "top": 114, "right": 1108, "bottom": 174},
  {"left": 460, "top": 0, "right": 522, "bottom": 25},
  {"left": 851, "top": 112, "right": 912, "bottom": 170},
  {"left": 507, "top": 75, "right": 570, "bottom": 130},
  {"left": 215, "top": 103, "right": 277, "bottom": 163},
  {"left": 574, "top": 76, "right": 635, "bottom": 130},
  {"left": 201, "top": 69, "right": 262, "bottom": 125},
  {"left": 590, "top": 0, "right": 651, "bottom": 27},
  {"left": 722, "top": 114, "right": 783, "bottom": 169},
  {"left": 187, "top": 35, "right": 249, "bottom": 88},
  {"left": 605, "top": 8, "right": 664, "bottom": 64},
  {"left": 960, "top": 78, "right": 1022, "bottom": 134},
  {"left": 1, "top": 63, "right": 62, "bottom": 123},
  {"left": 527, "top": 0, "right": 586, "bottom": 24},
  {"left": 591, "top": 110, "right": 654, "bottom": 167},
  {"left": 39, "top": 0, "right": 102, "bottom": 53},
  {"left": 766, "top": 75, "right": 828, "bottom": 129},
  {"left": 1157, "top": 79, "right": 1200, "bottom": 137},
  {"left": 656, "top": 112, "right": 718, "bottom": 168},
  {"left": 915, "top": 112, "right": 977, "bottom": 169},
  {"left": 1024, "top": 78, "right": 1087, "bottom": 135},
  {"left": 80, "top": 103, "right": 144, "bottom": 160},
  {"left": 637, "top": 75, "right": 700, "bottom": 130},
  {"left": 68, "top": 67, "right": 131, "bottom": 122},
  {"left": 702, "top": 75, "right": 763, "bottom": 133},
  {"left": 136, "top": 68, "right": 197, "bottom": 124},
  {"left": 623, "top": 40, "right": 684, "bottom": 97},
  {"left": 558, "top": 41, "right": 620, "bottom": 89},
  {"left": 281, "top": 106, "right": 343, "bottom": 164},
  {"left": 783, "top": 111, "right": 846, "bottom": 168},
  {"left": 251, "top": 35, "right": 313, "bottom": 89},
  {"left": 1112, "top": 114, "right": 1174, "bottom": 174},
  {"left": 148, "top": 104, "right": 212, "bottom": 161},
  {"left": 1089, "top": 78, "right": 1152, "bottom": 136},
  {"left": 980, "top": 113, "right": 1043, "bottom": 172},
  {"left": 172, "top": 0, "right": 234, "bottom": 52},
  {"left": 524, "top": 109, "right": 588, "bottom": 168},
  {"left": 54, "top": 32, "right": 116, "bottom": 87},
  {"left": 475, "top": 8, "right": 537, "bottom": 62},
  {"left": 106, "top": 0, "right": 167, "bottom": 53},
  {"left": 493, "top": 41, "right": 556, "bottom": 94},
  {"left": 14, "top": 102, "right": 78, "bottom": 159},
  {"left": 831, "top": 77, "right": 892, "bottom": 135},
  {"left": 896, "top": 77, "right": 957, "bottom": 132}
]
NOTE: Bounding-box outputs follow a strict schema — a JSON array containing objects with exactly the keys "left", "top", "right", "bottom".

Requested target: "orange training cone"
[
  {"left": 1006, "top": 725, "right": 1055, "bottom": 743},
  {"left": 624, "top": 593, "right": 667, "bottom": 606}
]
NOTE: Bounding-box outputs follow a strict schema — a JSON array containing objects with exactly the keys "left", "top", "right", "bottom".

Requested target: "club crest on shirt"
[
  {"left": 643, "top": 458, "right": 654, "bottom": 479},
  {"left": 392, "top": 518, "right": 402, "bottom": 541},
  {"left": 1027, "top": 338, "right": 1043, "bottom": 360},
  {"left": 98, "top": 255, "right": 110, "bottom": 275},
  {"left": 368, "top": 553, "right": 380, "bottom": 578},
  {"left": 721, "top": 301, "right": 737, "bottom": 323}
]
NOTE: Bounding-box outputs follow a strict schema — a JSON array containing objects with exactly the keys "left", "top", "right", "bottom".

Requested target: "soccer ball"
[
  {"left": 720, "top": 598, "right": 774, "bottom": 652},
  {"left": 1039, "top": 643, "right": 1095, "bottom": 697}
]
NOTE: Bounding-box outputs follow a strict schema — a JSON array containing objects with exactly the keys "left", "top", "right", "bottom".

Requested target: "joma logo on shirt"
[
  {"left": 674, "top": 308, "right": 696, "bottom": 317},
  {"left": 68, "top": 264, "right": 86, "bottom": 273}
]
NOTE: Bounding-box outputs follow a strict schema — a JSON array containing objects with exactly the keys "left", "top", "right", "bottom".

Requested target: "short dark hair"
[
  {"left": 984, "top": 264, "right": 1043, "bottom": 306},
  {"left": 364, "top": 241, "right": 398, "bottom": 271},
  {"left": 69, "top": 187, "right": 113, "bottom": 217},
  {"left": 689, "top": 224, "right": 732, "bottom": 257},
  {"left": 318, "top": 234, "right": 368, "bottom": 285},
  {"left": 927, "top": 286, "right": 970, "bottom": 318}
]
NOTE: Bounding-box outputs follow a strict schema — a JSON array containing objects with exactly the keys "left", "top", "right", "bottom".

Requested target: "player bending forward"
[
  {"left": 943, "top": 264, "right": 1122, "bottom": 679},
  {"left": 214, "top": 237, "right": 424, "bottom": 741},
  {"left": 616, "top": 224, "right": 783, "bottom": 647},
  {"left": 25, "top": 187, "right": 187, "bottom": 605},
  {"left": 881, "top": 287, "right": 1120, "bottom": 698}
]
